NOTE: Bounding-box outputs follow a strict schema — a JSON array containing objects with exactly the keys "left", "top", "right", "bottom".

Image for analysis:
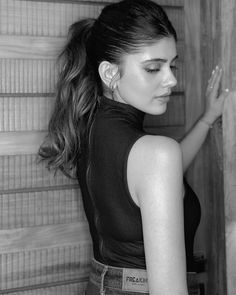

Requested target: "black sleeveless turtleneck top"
[{"left": 77, "top": 96, "right": 201, "bottom": 271}]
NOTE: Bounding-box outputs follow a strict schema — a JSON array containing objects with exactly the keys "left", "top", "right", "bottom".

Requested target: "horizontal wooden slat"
[
  {"left": 0, "top": 228, "right": 92, "bottom": 290},
  {"left": 0, "top": 188, "right": 85, "bottom": 229},
  {"left": 0, "top": 36, "right": 64, "bottom": 59},
  {"left": 0, "top": 96, "right": 54, "bottom": 131},
  {"left": 0, "top": 154, "right": 76, "bottom": 191},
  {"left": 0, "top": 59, "right": 57, "bottom": 94},
  {"left": 0, "top": 222, "right": 91, "bottom": 252},
  {"left": 0, "top": 0, "right": 104, "bottom": 37},
  {"left": 0, "top": 281, "right": 88, "bottom": 295},
  {"left": 0, "top": 131, "right": 45, "bottom": 155},
  {"left": 0, "top": 184, "right": 80, "bottom": 195},
  {"left": 0, "top": 93, "right": 54, "bottom": 97}
]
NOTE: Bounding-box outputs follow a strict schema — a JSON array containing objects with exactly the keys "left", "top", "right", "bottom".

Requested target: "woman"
[{"left": 39, "top": 0, "right": 228, "bottom": 294}]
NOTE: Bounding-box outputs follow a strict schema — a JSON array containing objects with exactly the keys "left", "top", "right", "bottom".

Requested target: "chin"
[{"left": 148, "top": 105, "right": 168, "bottom": 115}]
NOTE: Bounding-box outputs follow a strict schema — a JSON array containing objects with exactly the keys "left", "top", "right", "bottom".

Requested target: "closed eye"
[{"left": 145, "top": 68, "right": 160, "bottom": 73}]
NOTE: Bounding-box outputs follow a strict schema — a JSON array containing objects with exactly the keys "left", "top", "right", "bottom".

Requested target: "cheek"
[{"left": 120, "top": 72, "right": 152, "bottom": 96}]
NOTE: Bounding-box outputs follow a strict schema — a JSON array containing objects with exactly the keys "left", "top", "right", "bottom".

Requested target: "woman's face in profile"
[{"left": 115, "top": 37, "right": 178, "bottom": 115}]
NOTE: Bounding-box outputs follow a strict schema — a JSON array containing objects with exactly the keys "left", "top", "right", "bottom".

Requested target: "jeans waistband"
[{"left": 90, "top": 258, "right": 149, "bottom": 294}]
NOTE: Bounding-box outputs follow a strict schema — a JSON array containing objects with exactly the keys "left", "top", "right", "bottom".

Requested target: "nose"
[{"left": 162, "top": 67, "right": 177, "bottom": 89}]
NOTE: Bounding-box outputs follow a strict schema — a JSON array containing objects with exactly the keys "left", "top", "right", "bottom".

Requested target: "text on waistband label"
[{"left": 122, "top": 268, "right": 149, "bottom": 293}]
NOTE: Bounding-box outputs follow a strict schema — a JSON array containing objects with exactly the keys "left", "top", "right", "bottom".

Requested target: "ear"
[{"left": 98, "top": 61, "right": 120, "bottom": 89}]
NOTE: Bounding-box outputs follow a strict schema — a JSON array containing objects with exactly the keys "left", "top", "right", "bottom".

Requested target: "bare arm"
[
  {"left": 127, "top": 135, "right": 188, "bottom": 295},
  {"left": 180, "top": 66, "right": 229, "bottom": 172}
]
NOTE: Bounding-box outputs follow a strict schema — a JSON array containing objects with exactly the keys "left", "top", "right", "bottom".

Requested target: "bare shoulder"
[
  {"left": 130, "top": 135, "right": 182, "bottom": 166},
  {"left": 127, "top": 135, "right": 183, "bottom": 205}
]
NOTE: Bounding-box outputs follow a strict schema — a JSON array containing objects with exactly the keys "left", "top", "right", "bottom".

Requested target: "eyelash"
[
  {"left": 145, "top": 68, "right": 160, "bottom": 73},
  {"left": 145, "top": 65, "right": 178, "bottom": 74}
]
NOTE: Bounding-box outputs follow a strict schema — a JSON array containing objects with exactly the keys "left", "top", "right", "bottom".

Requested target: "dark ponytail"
[
  {"left": 39, "top": 0, "right": 177, "bottom": 177},
  {"left": 39, "top": 19, "right": 99, "bottom": 177}
]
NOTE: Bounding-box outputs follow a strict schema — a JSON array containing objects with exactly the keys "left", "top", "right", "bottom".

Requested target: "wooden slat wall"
[
  {"left": 0, "top": 0, "right": 205, "bottom": 294},
  {"left": 0, "top": 0, "right": 105, "bottom": 293},
  {"left": 222, "top": 0, "right": 236, "bottom": 294}
]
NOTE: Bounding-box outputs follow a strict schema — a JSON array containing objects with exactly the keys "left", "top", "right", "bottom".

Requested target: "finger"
[
  {"left": 208, "top": 68, "right": 216, "bottom": 86},
  {"left": 208, "top": 66, "right": 222, "bottom": 93},
  {"left": 211, "top": 66, "right": 222, "bottom": 87},
  {"left": 207, "top": 66, "right": 220, "bottom": 90},
  {"left": 212, "top": 67, "right": 222, "bottom": 92}
]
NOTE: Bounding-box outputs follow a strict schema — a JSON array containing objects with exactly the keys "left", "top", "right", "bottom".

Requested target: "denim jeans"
[
  {"left": 85, "top": 259, "right": 149, "bottom": 295},
  {"left": 85, "top": 280, "right": 148, "bottom": 295},
  {"left": 84, "top": 258, "right": 200, "bottom": 295}
]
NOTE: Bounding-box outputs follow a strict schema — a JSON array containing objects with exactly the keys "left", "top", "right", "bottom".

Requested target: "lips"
[
  {"left": 159, "top": 91, "right": 171, "bottom": 97},
  {"left": 155, "top": 92, "right": 171, "bottom": 103},
  {"left": 157, "top": 96, "right": 170, "bottom": 103}
]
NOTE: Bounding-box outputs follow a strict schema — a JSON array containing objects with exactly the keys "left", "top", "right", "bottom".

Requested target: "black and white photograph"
[{"left": 0, "top": 0, "right": 235, "bottom": 294}]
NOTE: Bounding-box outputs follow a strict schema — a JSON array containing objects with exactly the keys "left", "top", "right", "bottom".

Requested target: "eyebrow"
[{"left": 141, "top": 55, "right": 178, "bottom": 64}]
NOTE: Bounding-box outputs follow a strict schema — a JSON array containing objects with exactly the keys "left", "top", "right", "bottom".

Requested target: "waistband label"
[{"left": 122, "top": 268, "right": 149, "bottom": 293}]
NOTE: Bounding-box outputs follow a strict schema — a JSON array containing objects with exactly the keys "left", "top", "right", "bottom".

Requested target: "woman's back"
[
  {"left": 77, "top": 96, "right": 201, "bottom": 274},
  {"left": 77, "top": 96, "right": 146, "bottom": 268}
]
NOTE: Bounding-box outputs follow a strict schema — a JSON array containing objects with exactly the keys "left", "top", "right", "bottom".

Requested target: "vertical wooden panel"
[
  {"left": 199, "top": 0, "right": 227, "bottom": 294},
  {"left": 204, "top": 0, "right": 228, "bottom": 294},
  {"left": 184, "top": 0, "right": 229, "bottom": 294},
  {"left": 222, "top": 0, "right": 236, "bottom": 294},
  {"left": 223, "top": 93, "right": 236, "bottom": 295},
  {"left": 184, "top": 0, "right": 227, "bottom": 294},
  {"left": 184, "top": 0, "right": 205, "bottom": 253}
]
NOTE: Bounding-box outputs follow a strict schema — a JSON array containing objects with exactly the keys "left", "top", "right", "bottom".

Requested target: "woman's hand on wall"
[
  {"left": 202, "top": 65, "right": 230, "bottom": 125},
  {"left": 180, "top": 65, "right": 230, "bottom": 171}
]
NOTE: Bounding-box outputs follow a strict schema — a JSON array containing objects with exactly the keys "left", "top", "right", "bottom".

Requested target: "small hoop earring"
[
  {"left": 109, "top": 71, "right": 120, "bottom": 99},
  {"left": 111, "top": 85, "right": 117, "bottom": 101},
  {"left": 108, "top": 81, "right": 117, "bottom": 100}
]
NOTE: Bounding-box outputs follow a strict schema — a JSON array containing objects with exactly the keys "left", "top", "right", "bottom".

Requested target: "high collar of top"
[{"left": 98, "top": 96, "right": 145, "bottom": 128}]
